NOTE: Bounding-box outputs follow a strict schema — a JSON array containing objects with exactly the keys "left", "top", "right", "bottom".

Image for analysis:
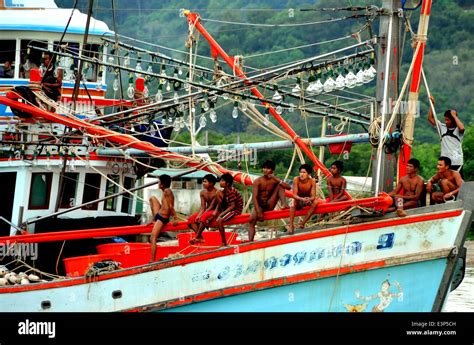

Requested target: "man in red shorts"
[{"left": 188, "top": 174, "right": 218, "bottom": 244}]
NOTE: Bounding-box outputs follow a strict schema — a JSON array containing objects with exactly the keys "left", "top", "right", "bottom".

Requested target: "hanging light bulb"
[
  {"left": 335, "top": 74, "right": 345, "bottom": 90},
  {"left": 179, "top": 117, "right": 186, "bottom": 129},
  {"left": 323, "top": 68, "right": 336, "bottom": 93},
  {"left": 313, "top": 79, "right": 324, "bottom": 95},
  {"left": 272, "top": 86, "right": 282, "bottom": 102},
  {"left": 276, "top": 105, "right": 284, "bottom": 115},
  {"left": 147, "top": 64, "right": 153, "bottom": 74},
  {"left": 289, "top": 103, "right": 296, "bottom": 113},
  {"left": 264, "top": 107, "right": 270, "bottom": 125},
  {"left": 135, "top": 57, "right": 143, "bottom": 77},
  {"left": 113, "top": 77, "right": 119, "bottom": 92},
  {"left": 344, "top": 65, "right": 358, "bottom": 89},
  {"left": 124, "top": 53, "right": 130, "bottom": 68},
  {"left": 222, "top": 91, "right": 229, "bottom": 101},
  {"left": 367, "top": 65, "right": 377, "bottom": 80},
  {"left": 355, "top": 63, "right": 364, "bottom": 87},
  {"left": 240, "top": 100, "right": 247, "bottom": 112},
  {"left": 306, "top": 71, "right": 317, "bottom": 95},
  {"left": 232, "top": 101, "right": 239, "bottom": 118},
  {"left": 210, "top": 111, "right": 217, "bottom": 123},
  {"left": 209, "top": 102, "right": 217, "bottom": 123},
  {"left": 155, "top": 84, "right": 163, "bottom": 102},
  {"left": 203, "top": 96, "right": 210, "bottom": 111},
  {"left": 167, "top": 113, "right": 174, "bottom": 124},
  {"left": 173, "top": 68, "right": 179, "bottom": 79},
  {"left": 178, "top": 66, "right": 183, "bottom": 76},
  {"left": 160, "top": 64, "right": 167, "bottom": 86},
  {"left": 364, "top": 58, "right": 376, "bottom": 82},
  {"left": 173, "top": 90, "right": 179, "bottom": 104},
  {"left": 166, "top": 83, "right": 171, "bottom": 92},
  {"left": 199, "top": 114, "right": 207, "bottom": 128},
  {"left": 292, "top": 76, "right": 302, "bottom": 93},
  {"left": 127, "top": 83, "right": 135, "bottom": 99},
  {"left": 335, "top": 67, "right": 346, "bottom": 90}
]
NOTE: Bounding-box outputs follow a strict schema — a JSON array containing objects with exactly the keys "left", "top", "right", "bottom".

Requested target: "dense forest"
[{"left": 56, "top": 0, "right": 474, "bottom": 181}]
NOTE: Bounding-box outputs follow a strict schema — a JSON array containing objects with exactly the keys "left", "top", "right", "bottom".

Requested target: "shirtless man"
[
  {"left": 288, "top": 164, "right": 318, "bottom": 234},
  {"left": 188, "top": 174, "right": 218, "bottom": 244},
  {"left": 427, "top": 156, "right": 463, "bottom": 204},
  {"left": 149, "top": 174, "right": 178, "bottom": 262},
  {"left": 387, "top": 158, "right": 424, "bottom": 217},
  {"left": 249, "top": 160, "right": 291, "bottom": 241},
  {"left": 327, "top": 160, "right": 349, "bottom": 202}
]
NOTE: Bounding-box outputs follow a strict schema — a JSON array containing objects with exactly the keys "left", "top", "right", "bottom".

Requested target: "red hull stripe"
[
  {"left": 0, "top": 194, "right": 392, "bottom": 244},
  {"left": 0, "top": 209, "right": 461, "bottom": 294}
]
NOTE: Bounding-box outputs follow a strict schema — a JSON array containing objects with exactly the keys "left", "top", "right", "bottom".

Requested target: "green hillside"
[{"left": 55, "top": 0, "right": 474, "bottom": 179}]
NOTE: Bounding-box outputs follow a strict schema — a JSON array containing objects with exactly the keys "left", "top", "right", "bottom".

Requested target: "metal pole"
[
  {"left": 372, "top": 0, "right": 401, "bottom": 194},
  {"left": 72, "top": 0, "right": 94, "bottom": 112},
  {"left": 96, "top": 133, "right": 370, "bottom": 156}
]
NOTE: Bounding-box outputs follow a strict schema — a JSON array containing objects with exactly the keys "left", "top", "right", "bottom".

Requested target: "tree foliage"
[{"left": 55, "top": 0, "right": 474, "bottom": 182}]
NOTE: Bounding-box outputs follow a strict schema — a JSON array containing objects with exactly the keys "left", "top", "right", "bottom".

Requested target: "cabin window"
[
  {"left": 20, "top": 40, "right": 47, "bottom": 79},
  {"left": 28, "top": 173, "right": 53, "bottom": 210},
  {"left": 121, "top": 177, "right": 135, "bottom": 214},
  {"left": 59, "top": 173, "right": 79, "bottom": 209},
  {"left": 53, "top": 41, "right": 79, "bottom": 81},
  {"left": 104, "top": 175, "right": 120, "bottom": 211},
  {"left": 82, "top": 173, "right": 101, "bottom": 210},
  {"left": 0, "top": 172, "right": 17, "bottom": 236},
  {"left": 83, "top": 44, "right": 102, "bottom": 82},
  {"left": 0, "top": 40, "right": 16, "bottom": 78}
]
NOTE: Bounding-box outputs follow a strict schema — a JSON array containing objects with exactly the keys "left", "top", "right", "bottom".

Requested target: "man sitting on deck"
[
  {"left": 188, "top": 174, "right": 219, "bottom": 244},
  {"left": 210, "top": 173, "right": 243, "bottom": 246},
  {"left": 149, "top": 174, "right": 179, "bottom": 262},
  {"left": 387, "top": 158, "right": 424, "bottom": 217},
  {"left": 248, "top": 160, "right": 291, "bottom": 242},
  {"left": 427, "top": 156, "right": 463, "bottom": 204},
  {"left": 288, "top": 164, "right": 319, "bottom": 234},
  {"left": 327, "top": 160, "right": 349, "bottom": 202}
]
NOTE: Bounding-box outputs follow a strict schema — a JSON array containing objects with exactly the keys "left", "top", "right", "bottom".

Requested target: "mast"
[
  {"left": 372, "top": 0, "right": 401, "bottom": 194},
  {"left": 184, "top": 10, "right": 333, "bottom": 179},
  {"left": 399, "top": 0, "right": 432, "bottom": 178}
]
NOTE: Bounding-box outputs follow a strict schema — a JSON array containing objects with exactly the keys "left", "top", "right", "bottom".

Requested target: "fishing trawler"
[{"left": 0, "top": 0, "right": 470, "bottom": 312}]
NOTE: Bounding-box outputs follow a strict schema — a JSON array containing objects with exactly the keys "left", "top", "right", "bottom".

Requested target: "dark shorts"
[{"left": 154, "top": 213, "right": 169, "bottom": 225}]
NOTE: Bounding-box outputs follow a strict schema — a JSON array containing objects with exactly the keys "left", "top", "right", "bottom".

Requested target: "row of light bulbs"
[{"left": 290, "top": 63, "right": 377, "bottom": 97}]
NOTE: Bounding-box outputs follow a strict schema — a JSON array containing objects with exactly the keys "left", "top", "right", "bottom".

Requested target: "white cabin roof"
[
  {"left": 0, "top": 2, "right": 112, "bottom": 36},
  {"left": 2, "top": 0, "right": 58, "bottom": 8}
]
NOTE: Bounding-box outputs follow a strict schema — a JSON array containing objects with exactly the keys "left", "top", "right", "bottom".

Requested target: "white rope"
[
  {"left": 201, "top": 16, "right": 350, "bottom": 27},
  {"left": 245, "top": 35, "right": 353, "bottom": 59},
  {"left": 421, "top": 67, "right": 442, "bottom": 140}
]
